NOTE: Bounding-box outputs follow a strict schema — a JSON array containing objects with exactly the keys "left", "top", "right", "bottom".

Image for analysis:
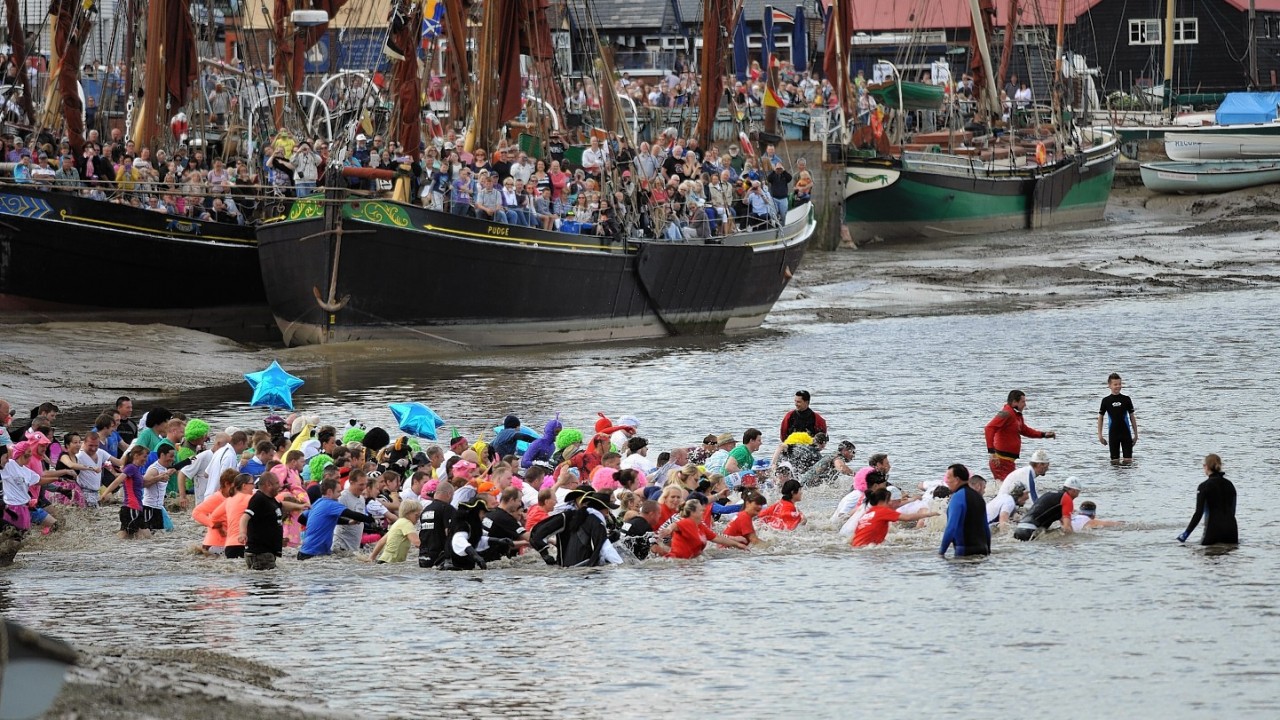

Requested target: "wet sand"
[
  {"left": 779, "top": 187, "right": 1280, "bottom": 324},
  {"left": 46, "top": 647, "right": 342, "bottom": 720},
  {"left": 0, "top": 323, "right": 465, "bottom": 416}
]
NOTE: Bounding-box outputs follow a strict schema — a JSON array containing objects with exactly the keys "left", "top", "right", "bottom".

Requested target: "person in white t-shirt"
[
  {"left": 986, "top": 481, "right": 1030, "bottom": 530},
  {"left": 837, "top": 472, "right": 889, "bottom": 537},
  {"left": 76, "top": 432, "right": 115, "bottom": 507},
  {"left": 205, "top": 431, "right": 248, "bottom": 501},
  {"left": 1072, "top": 500, "right": 1125, "bottom": 531},
  {"left": 620, "top": 436, "right": 654, "bottom": 475},
  {"left": 143, "top": 445, "right": 178, "bottom": 531}
]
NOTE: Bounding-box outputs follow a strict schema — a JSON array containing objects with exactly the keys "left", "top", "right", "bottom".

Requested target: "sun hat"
[
  {"left": 715, "top": 433, "right": 736, "bottom": 445},
  {"left": 1029, "top": 448, "right": 1051, "bottom": 464}
]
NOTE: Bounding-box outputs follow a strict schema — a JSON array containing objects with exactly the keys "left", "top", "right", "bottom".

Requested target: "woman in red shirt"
[
  {"left": 758, "top": 479, "right": 806, "bottom": 531},
  {"left": 656, "top": 484, "right": 687, "bottom": 528},
  {"left": 723, "top": 492, "right": 766, "bottom": 546},
  {"left": 548, "top": 160, "right": 570, "bottom": 211},
  {"left": 851, "top": 488, "right": 938, "bottom": 547},
  {"left": 663, "top": 499, "right": 746, "bottom": 559}
]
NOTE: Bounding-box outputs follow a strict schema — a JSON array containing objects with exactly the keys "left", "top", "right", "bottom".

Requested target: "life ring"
[
  {"left": 1035, "top": 141, "right": 1047, "bottom": 165},
  {"left": 871, "top": 109, "right": 883, "bottom": 140}
]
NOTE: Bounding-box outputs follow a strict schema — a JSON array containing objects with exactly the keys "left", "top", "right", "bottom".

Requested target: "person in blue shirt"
[
  {"left": 940, "top": 463, "right": 991, "bottom": 557},
  {"left": 297, "top": 479, "right": 374, "bottom": 560},
  {"left": 240, "top": 440, "right": 274, "bottom": 478}
]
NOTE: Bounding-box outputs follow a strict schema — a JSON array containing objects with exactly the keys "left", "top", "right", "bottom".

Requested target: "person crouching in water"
[
  {"left": 723, "top": 491, "right": 767, "bottom": 547},
  {"left": 445, "top": 497, "right": 523, "bottom": 570},
  {"left": 1013, "top": 477, "right": 1083, "bottom": 541},
  {"left": 558, "top": 491, "right": 626, "bottom": 567},
  {"left": 851, "top": 488, "right": 939, "bottom": 547},
  {"left": 663, "top": 497, "right": 748, "bottom": 559},
  {"left": 758, "top": 479, "right": 807, "bottom": 531}
]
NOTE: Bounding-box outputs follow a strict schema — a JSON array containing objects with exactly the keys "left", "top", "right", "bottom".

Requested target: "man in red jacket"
[
  {"left": 984, "top": 390, "right": 1055, "bottom": 481},
  {"left": 780, "top": 390, "right": 827, "bottom": 441}
]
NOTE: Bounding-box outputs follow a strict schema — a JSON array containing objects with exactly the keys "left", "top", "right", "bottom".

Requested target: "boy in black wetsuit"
[{"left": 1096, "top": 373, "right": 1138, "bottom": 464}]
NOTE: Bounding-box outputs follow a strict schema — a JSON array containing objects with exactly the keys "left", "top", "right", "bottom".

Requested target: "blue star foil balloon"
[
  {"left": 245, "top": 361, "right": 304, "bottom": 411},
  {"left": 390, "top": 403, "right": 446, "bottom": 440}
]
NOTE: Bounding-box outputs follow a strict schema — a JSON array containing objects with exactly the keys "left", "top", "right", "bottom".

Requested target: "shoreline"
[{"left": 5, "top": 184, "right": 1279, "bottom": 416}]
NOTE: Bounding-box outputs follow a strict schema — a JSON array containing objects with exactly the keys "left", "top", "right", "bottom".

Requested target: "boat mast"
[
  {"left": 130, "top": 0, "right": 167, "bottom": 148},
  {"left": 49, "top": 0, "right": 91, "bottom": 155},
  {"left": 1051, "top": 0, "right": 1066, "bottom": 133},
  {"left": 3, "top": 0, "right": 35, "bottom": 122},
  {"left": 1249, "top": 0, "right": 1258, "bottom": 86},
  {"left": 1163, "top": 0, "right": 1174, "bottom": 118},
  {"left": 967, "top": 0, "right": 1001, "bottom": 119},
  {"left": 996, "top": 0, "right": 1018, "bottom": 89},
  {"left": 694, "top": 0, "right": 732, "bottom": 150},
  {"left": 827, "top": 0, "right": 852, "bottom": 142}
]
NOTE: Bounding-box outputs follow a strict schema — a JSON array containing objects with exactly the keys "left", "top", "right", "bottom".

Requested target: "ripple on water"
[{"left": 7, "top": 288, "right": 1280, "bottom": 717}]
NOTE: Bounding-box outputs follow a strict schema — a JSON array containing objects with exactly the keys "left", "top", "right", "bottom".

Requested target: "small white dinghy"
[{"left": 1140, "top": 159, "right": 1280, "bottom": 194}]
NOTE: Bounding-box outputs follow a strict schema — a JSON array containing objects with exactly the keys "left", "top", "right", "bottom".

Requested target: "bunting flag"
[
  {"left": 791, "top": 4, "right": 807, "bottom": 73},
  {"left": 421, "top": 0, "right": 443, "bottom": 39},
  {"left": 762, "top": 5, "right": 776, "bottom": 71},
  {"left": 732, "top": 9, "right": 749, "bottom": 83},
  {"left": 763, "top": 84, "right": 788, "bottom": 108},
  {"left": 771, "top": 7, "right": 795, "bottom": 24}
]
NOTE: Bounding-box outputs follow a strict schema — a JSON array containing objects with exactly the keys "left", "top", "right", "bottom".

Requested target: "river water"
[{"left": 6, "top": 287, "right": 1280, "bottom": 718}]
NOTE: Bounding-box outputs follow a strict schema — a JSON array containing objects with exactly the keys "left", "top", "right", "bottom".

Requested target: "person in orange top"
[
  {"left": 524, "top": 488, "right": 555, "bottom": 530},
  {"left": 662, "top": 498, "right": 747, "bottom": 559},
  {"left": 192, "top": 468, "right": 238, "bottom": 553},
  {"left": 850, "top": 488, "right": 938, "bottom": 547},
  {"left": 209, "top": 473, "right": 255, "bottom": 559},
  {"left": 723, "top": 491, "right": 767, "bottom": 546},
  {"left": 758, "top": 479, "right": 806, "bottom": 531}
]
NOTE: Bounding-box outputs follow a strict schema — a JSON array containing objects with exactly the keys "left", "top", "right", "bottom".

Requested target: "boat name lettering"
[
  {"left": 1155, "top": 171, "right": 1197, "bottom": 182},
  {"left": 165, "top": 219, "right": 202, "bottom": 235},
  {"left": 487, "top": 225, "right": 509, "bottom": 237}
]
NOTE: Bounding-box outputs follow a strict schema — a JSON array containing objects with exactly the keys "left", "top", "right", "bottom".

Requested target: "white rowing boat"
[
  {"left": 1164, "top": 132, "right": 1280, "bottom": 161},
  {"left": 1140, "top": 159, "right": 1280, "bottom": 193}
]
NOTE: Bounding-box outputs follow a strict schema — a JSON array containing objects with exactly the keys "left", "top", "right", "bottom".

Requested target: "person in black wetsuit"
[
  {"left": 1014, "top": 477, "right": 1083, "bottom": 541},
  {"left": 1096, "top": 373, "right": 1138, "bottom": 464},
  {"left": 1178, "top": 453, "right": 1238, "bottom": 546}
]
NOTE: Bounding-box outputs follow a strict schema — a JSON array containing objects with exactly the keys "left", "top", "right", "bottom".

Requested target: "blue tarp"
[{"left": 1215, "top": 92, "right": 1280, "bottom": 125}]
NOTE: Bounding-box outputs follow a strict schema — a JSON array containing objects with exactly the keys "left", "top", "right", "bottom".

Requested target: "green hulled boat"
[
  {"left": 842, "top": 128, "right": 1120, "bottom": 242},
  {"left": 866, "top": 81, "right": 946, "bottom": 111}
]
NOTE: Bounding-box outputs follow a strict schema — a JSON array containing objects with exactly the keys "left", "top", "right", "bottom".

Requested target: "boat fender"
[
  {"left": 1035, "top": 142, "right": 1047, "bottom": 165},
  {"left": 871, "top": 108, "right": 884, "bottom": 140}
]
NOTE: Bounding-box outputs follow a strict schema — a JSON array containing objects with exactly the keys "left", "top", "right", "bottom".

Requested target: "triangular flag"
[{"left": 764, "top": 85, "right": 788, "bottom": 109}]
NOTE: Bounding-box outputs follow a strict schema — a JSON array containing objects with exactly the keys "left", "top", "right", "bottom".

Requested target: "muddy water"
[{"left": 6, "top": 284, "right": 1280, "bottom": 718}]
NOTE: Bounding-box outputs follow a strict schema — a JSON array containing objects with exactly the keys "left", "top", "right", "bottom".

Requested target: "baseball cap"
[
  {"left": 1062, "top": 476, "right": 1083, "bottom": 491},
  {"left": 1029, "top": 448, "right": 1050, "bottom": 464}
]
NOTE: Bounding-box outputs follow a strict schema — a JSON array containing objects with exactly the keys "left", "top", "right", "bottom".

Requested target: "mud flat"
[{"left": 778, "top": 186, "right": 1280, "bottom": 324}]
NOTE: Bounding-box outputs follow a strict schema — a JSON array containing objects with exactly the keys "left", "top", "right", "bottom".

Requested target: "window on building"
[
  {"left": 1174, "top": 18, "right": 1198, "bottom": 44},
  {"left": 1129, "top": 18, "right": 1199, "bottom": 45},
  {"left": 1129, "top": 19, "right": 1162, "bottom": 45}
]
